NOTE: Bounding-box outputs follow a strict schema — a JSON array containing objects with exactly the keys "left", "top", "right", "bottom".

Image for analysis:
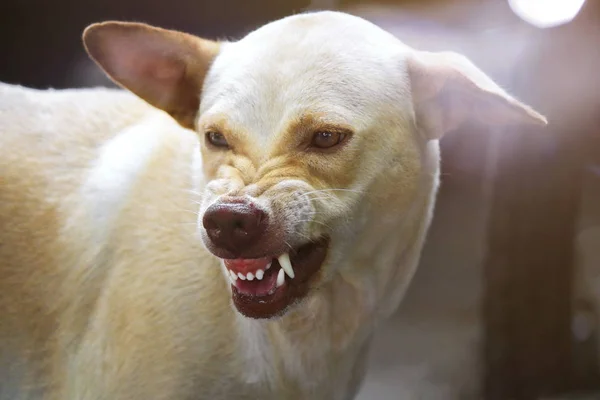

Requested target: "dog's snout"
[{"left": 202, "top": 199, "right": 267, "bottom": 255}]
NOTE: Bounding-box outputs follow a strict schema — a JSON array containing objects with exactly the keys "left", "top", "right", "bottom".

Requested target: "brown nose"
[{"left": 202, "top": 199, "right": 268, "bottom": 255}]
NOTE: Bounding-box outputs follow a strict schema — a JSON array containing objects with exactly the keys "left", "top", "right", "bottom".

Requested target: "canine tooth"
[
  {"left": 277, "top": 253, "right": 295, "bottom": 279},
  {"left": 229, "top": 270, "right": 238, "bottom": 281},
  {"left": 255, "top": 269, "right": 264, "bottom": 280},
  {"left": 265, "top": 262, "right": 272, "bottom": 270},
  {"left": 228, "top": 274, "right": 236, "bottom": 285},
  {"left": 238, "top": 272, "right": 246, "bottom": 280},
  {"left": 276, "top": 268, "right": 285, "bottom": 287},
  {"left": 247, "top": 272, "right": 254, "bottom": 281}
]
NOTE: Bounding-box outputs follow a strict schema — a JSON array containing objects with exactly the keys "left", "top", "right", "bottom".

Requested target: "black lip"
[{"left": 230, "top": 236, "right": 331, "bottom": 319}]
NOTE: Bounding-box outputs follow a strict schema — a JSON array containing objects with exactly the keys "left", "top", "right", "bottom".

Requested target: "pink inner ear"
[
  {"left": 152, "top": 58, "right": 185, "bottom": 80},
  {"left": 110, "top": 35, "right": 185, "bottom": 90}
]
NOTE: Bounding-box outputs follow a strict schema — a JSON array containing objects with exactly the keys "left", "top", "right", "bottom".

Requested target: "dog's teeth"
[
  {"left": 229, "top": 270, "right": 238, "bottom": 281},
  {"left": 228, "top": 274, "right": 236, "bottom": 285},
  {"left": 277, "top": 253, "right": 295, "bottom": 279},
  {"left": 255, "top": 269, "right": 264, "bottom": 280},
  {"left": 238, "top": 272, "right": 246, "bottom": 280},
  {"left": 247, "top": 272, "right": 254, "bottom": 281},
  {"left": 265, "top": 262, "right": 272, "bottom": 270},
  {"left": 276, "top": 268, "right": 285, "bottom": 287}
]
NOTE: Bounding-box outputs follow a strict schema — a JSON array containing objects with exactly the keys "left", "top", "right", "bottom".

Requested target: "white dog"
[{"left": 0, "top": 11, "right": 546, "bottom": 400}]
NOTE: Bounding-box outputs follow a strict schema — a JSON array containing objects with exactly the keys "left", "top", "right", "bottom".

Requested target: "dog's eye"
[
  {"left": 310, "top": 131, "right": 346, "bottom": 150},
  {"left": 206, "top": 131, "right": 229, "bottom": 149}
]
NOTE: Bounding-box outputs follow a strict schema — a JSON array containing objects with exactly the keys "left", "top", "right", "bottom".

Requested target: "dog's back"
[
  {"left": 0, "top": 83, "right": 222, "bottom": 398},
  {"left": 0, "top": 84, "right": 142, "bottom": 395}
]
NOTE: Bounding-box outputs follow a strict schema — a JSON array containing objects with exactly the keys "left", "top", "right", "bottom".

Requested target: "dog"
[{"left": 0, "top": 10, "right": 546, "bottom": 400}]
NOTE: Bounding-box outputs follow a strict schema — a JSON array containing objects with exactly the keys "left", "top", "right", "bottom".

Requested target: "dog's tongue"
[{"left": 224, "top": 257, "right": 271, "bottom": 274}]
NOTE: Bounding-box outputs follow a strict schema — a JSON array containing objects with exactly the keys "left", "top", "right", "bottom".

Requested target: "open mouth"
[{"left": 222, "top": 236, "right": 330, "bottom": 318}]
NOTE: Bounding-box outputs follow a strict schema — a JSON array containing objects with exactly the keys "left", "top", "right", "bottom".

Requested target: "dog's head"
[{"left": 83, "top": 11, "right": 546, "bottom": 319}]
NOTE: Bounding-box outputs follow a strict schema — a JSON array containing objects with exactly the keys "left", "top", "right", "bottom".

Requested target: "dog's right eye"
[{"left": 206, "top": 131, "right": 229, "bottom": 149}]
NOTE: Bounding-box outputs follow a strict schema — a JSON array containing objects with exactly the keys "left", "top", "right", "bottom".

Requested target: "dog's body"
[
  {"left": 0, "top": 11, "right": 545, "bottom": 400},
  {"left": 0, "top": 83, "right": 434, "bottom": 400}
]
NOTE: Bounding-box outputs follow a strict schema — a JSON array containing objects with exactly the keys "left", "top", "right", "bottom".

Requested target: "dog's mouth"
[{"left": 221, "top": 236, "right": 330, "bottom": 319}]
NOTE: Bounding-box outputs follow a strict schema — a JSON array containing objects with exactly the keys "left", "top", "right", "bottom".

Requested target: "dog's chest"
[
  {"left": 195, "top": 304, "right": 371, "bottom": 400},
  {"left": 204, "top": 354, "right": 366, "bottom": 400}
]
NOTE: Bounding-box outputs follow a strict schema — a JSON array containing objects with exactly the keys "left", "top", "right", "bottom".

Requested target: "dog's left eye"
[
  {"left": 310, "top": 131, "right": 346, "bottom": 150},
  {"left": 206, "top": 131, "right": 229, "bottom": 149}
]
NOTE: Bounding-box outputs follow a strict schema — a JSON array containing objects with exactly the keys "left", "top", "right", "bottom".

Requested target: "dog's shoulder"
[{"left": 0, "top": 83, "right": 194, "bottom": 254}]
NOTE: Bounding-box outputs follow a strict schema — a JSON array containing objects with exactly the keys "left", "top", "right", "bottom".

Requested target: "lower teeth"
[{"left": 229, "top": 268, "right": 286, "bottom": 296}]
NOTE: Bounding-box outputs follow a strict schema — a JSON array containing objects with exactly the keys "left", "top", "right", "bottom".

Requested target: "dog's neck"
[{"left": 233, "top": 141, "right": 441, "bottom": 396}]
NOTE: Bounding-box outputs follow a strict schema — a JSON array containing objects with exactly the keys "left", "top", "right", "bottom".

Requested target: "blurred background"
[{"left": 1, "top": 0, "right": 599, "bottom": 398}]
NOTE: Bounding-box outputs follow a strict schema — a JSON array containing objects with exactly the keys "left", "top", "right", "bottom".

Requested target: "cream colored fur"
[{"left": 0, "top": 11, "right": 545, "bottom": 400}]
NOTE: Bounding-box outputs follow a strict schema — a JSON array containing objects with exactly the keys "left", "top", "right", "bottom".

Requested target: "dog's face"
[
  {"left": 83, "top": 11, "right": 546, "bottom": 319},
  {"left": 194, "top": 14, "right": 425, "bottom": 318}
]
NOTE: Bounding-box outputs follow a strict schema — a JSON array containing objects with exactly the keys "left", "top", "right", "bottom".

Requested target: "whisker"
[
  {"left": 294, "top": 232, "right": 313, "bottom": 242},
  {"left": 160, "top": 205, "right": 200, "bottom": 215},
  {"left": 304, "top": 196, "right": 344, "bottom": 203},
  {"left": 285, "top": 195, "right": 347, "bottom": 204},
  {"left": 299, "top": 188, "right": 364, "bottom": 198},
  {"left": 268, "top": 188, "right": 361, "bottom": 206},
  {"left": 305, "top": 188, "right": 363, "bottom": 194},
  {"left": 294, "top": 220, "right": 333, "bottom": 229}
]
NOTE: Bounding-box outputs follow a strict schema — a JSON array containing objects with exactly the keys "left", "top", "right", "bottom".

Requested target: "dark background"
[{"left": 0, "top": 0, "right": 311, "bottom": 88}]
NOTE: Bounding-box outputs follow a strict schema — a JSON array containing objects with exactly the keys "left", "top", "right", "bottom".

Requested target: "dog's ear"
[
  {"left": 83, "top": 22, "right": 220, "bottom": 129},
  {"left": 407, "top": 50, "right": 547, "bottom": 140}
]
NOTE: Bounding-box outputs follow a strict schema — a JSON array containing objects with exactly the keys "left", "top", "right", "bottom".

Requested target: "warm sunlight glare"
[{"left": 509, "top": 0, "right": 586, "bottom": 28}]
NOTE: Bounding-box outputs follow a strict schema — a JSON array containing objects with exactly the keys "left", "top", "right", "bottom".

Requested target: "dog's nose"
[{"left": 202, "top": 199, "right": 267, "bottom": 254}]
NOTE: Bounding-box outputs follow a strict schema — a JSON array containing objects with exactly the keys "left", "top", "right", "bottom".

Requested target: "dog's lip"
[{"left": 223, "top": 236, "right": 331, "bottom": 319}]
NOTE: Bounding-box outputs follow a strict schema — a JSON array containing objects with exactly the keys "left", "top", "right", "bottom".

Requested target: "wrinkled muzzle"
[{"left": 198, "top": 178, "right": 332, "bottom": 319}]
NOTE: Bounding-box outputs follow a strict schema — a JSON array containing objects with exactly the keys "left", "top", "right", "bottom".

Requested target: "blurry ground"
[{"left": 355, "top": 146, "right": 600, "bottom": 400}]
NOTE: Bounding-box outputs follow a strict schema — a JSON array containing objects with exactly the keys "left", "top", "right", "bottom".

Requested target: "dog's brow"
[
  {"left": 199, "top": 114, "right": 249, "bottom": 145},
  {"left": 288, "top": 112, "right": 353, "bottom": 136},
  {"left": 198, "top": 113, "right": 229, "bottom": 133}
]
